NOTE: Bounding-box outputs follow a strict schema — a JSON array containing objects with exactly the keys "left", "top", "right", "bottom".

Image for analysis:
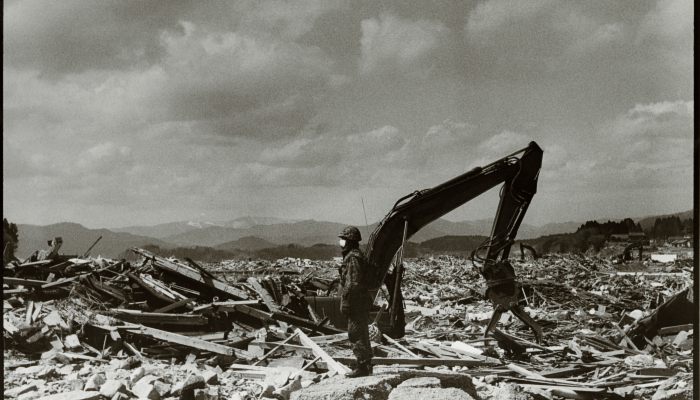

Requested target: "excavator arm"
[{"left": 365, "top": 141, "right": 544, "bottom": 340}]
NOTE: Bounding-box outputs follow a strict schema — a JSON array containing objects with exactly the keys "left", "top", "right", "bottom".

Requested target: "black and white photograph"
[{"left": 3, "top": 1, "right": 695, "bottom": 399}]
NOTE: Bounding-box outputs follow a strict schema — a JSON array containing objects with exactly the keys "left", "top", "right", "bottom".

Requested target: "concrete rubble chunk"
[
  {"left": 84, "top": 373, "right": 107, "bottom": 391},
  {"left": 99, "top": 380, "right": 127, "bottom": 398},
  {"left": 388, "top": 387, "right": 475, "bottom": 400},
  {"left": 193, "top": 388, "right": 219, "bottom": 400},
  {"left": 152, "top": 381, "right": 171, "bottom": 397},
  {"left": 5, "top": 384, "right": 38, "bottom": 398},
  {"left": 42, "top": 311, "right": 67, "bottom": 328},
  {"left": 290, "top": 374, "right": 400, "bottom": 400},
  {"left": 130, "top": 367, "right": 146, "bottom": 384},
  {"left": 132, "top": 381, "right": 161, "bottom": 400},
  {"left": 273, "top": 376, "right": 302, "bottom": 400},
  {"left": 135, "top": 375, "right": 159, "bottom": 387},
  {"left": 17, "top": 391, "right": 41, "bottom": 400},
  {"left": 171, "top": 374, "right": 206, "bottom": 400},
  {"left": 396, "top": 377, "right": 442, "bottom": 389},
  {"left": 118, "top": 356, "right": 142, "bottom": 370},
  {"left": 35, "top": 391, "right": 102, "bottom": 400},
  {"left": 201, "top": 369, "right": 218, "bottom": 384}
]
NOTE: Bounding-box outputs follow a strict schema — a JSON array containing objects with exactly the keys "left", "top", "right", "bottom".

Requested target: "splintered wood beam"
[
  {"left": 4, "top": 277, "right": 48, "bottom": 287},
  {"left": 295, "top": 328, "right": 350, "bottom": 375},
  {"left": 192, "top": 300, "right": 261, "bottom": 313},
  {"left": 131, "top": 248, "right": 249, "bottom": 299},
  {"left": 334, "top": 356, "right": 500, "bottom": 367},
  {"left": 123, "top": 324, "right": 252, "bottom": 360},
  {"left": 383, "top": 334, "right": 419, "bottom": 358},
  {"left": 233, "top": 304, "right": 344, "bottom": 335},
  {"left": 153, "top": 298, "right": 195, "bottom": 313},
  {"left": 252, "top": 331, "right": 300, "bottom": 366},
  {"left": 110, "top": 309, "right": 209, "bottom": 326}
]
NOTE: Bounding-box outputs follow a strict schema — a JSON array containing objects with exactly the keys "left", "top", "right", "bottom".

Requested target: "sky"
[{"left": 3, "top": 0, "right": 695, "bottom": 229}]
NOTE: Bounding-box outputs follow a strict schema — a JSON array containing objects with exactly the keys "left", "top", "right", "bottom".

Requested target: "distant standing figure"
[{"left": 337, "top": 226, "right": 373, "bottom": 377}]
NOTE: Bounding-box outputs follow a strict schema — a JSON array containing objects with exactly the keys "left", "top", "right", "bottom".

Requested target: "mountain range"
[{"left": 13, "top": 210, "right": 692, "bottom": 259}]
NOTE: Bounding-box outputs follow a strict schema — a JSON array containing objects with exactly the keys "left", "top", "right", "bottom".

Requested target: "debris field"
[{"left": 3, "top": 242, "right": 695, "bottom": 400}]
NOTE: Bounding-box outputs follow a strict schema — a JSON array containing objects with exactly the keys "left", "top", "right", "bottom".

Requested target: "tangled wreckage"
[{"left": 3, "top": 142, "right": 695, "bottom": 400}]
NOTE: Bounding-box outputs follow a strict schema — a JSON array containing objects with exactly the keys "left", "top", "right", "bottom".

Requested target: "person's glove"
[{"left": 341, "top": 303, "right": 350, "bottom": 316}]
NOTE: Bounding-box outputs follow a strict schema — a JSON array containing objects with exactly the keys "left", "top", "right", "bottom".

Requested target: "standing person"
[{"left": 337, "top": 226, "right": 373, "bottom": 377}]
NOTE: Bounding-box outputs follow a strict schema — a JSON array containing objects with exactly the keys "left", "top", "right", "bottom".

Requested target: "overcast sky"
[{"left": 3, "top": 0, "right": 694, "bottom": 229}]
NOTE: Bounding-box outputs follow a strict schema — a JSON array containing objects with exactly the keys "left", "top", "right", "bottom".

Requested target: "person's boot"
[{"left": 346, "top": 362, "right": 372, "bottom": 378}]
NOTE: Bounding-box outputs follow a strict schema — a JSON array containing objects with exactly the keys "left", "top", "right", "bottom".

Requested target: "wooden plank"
[
  {"left": 335, "top": 356, "right": 499, "bottom": 367},
  {"left": 18, "top": 260, "right": 53, "bottom": 267},
  {"left": 32, "top": 302, "right": 43, "bottom": 322},
  {"left": 3, "top": 288, "right": 29, "bottom": 295},
  {"left": 61, "top": 352, "right": 109, "bottom": 363},
  {"left": 249, "top": 341, "right": 313, "bottom": 356},
  {"left": 123, "top": 342, "right": 143, "bottom": 359},
  {"left": 253, "top": 331, "right": 299, "bottom": 365},
  {"left": 131, "top": 248, "right": 249, "bottom": 299},
  {"left": 246, "top": 277, "right": 281, "bottom": 312},
  {"left": 517, "top": 384, "right": 605, "bottom": 394},
  {"left": 124, "top": 324, "right": 252, "bottom": 360},
  {"left": 41, "top": 276, "right": 79, "bottom": 289},
  {"left": 295, "top": 328, "right": 351, "bottom": 375},
  {"left": 383, "top": 334, "right": 419, "bottom": 358},
  {"left": 291, "top": 355, "right": 322, "bottom": 379},
  {"left": 658, "top": 324, "right": 693, "bottom": 336},
  {"left": 25, "top": 301, "right": 34, "bottom": 324},
  {"left": 4, "top": 277, "right": 48, "bottom": 287},
  {"left": 308, "top": 332, "right": 349, "bottom": 344},
  {"left": 153, "top": 298, "right": 195, "bottom": 313},
  {"left": 539, "top": 366, "right": 597, "bottom": 378},
  {"left": 234, "top": 304, "right": 344, "bottom": 335},
  {"left": 110, "top": 309, "right": 208, "bottom": 326},
  {"left": 192, "top": 300, "right": 261, "bottom": 313},
  {"left": 247, "top": 277, "right": 288, "bottom": 330}
]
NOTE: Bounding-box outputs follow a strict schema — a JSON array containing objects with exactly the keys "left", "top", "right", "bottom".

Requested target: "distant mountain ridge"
[
  {"left": 112, "top": 216, "right": 299, "bottom": 239},
  {"left": 13, "top": 210, "right": 691, "bottom": 259},
  {"left": 16, "top": 222, "right": 174, "bottom": 259}
]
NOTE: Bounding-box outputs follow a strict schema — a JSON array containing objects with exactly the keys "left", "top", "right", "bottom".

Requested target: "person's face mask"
[{"left": 338, "top": 239, "right": 346, "bottom": 247}]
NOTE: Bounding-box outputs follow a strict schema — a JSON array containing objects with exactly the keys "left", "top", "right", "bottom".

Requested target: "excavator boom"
[
  {"left": 366, "top": 141, "right": 543, "bottom": 284},
  {"left": 365, "top": 141, "right": 544, "bottom": 340}
]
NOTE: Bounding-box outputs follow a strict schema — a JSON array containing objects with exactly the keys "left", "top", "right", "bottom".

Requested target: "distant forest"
[{"left": 524, "top": 216, "right": 693, "bottom": 254}]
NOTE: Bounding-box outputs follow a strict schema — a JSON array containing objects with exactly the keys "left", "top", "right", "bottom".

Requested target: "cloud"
[
  {"left": 637, "top": 0, "right": 693, "bottom": 46},
  {"left": 153, "top": 22, "right": 335, "bottom": 138},
  {"left": 237, "top": 0, "right": 346, "bottom": 39},
  {"left": 422, "top": 120, "right": 477, "bottom": 149},
  {"left": 466, "top": 0, "right": 553, "bottom": 40},
  {"left": 76, "top": 142, "right": 133, "bottom": 173},
  {"left": 3, "top": 0, "right": 343, "bottom": 77},
  {"left": 3, "top": 0, "right": 176, "bottom": 76},
  {"left": 360, "top": 14, "right": 448, "bottom": 75},
  {"left": 587, "top": 100, "right": 693, "bottom": 189}
]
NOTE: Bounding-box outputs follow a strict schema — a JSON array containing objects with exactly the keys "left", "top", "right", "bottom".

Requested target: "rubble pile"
[{"left": 3, "top": 241, "right": 695, "bottom": 400}]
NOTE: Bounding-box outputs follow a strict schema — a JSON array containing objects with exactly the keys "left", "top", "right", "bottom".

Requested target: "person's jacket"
[{"left": 339, "top": 248, "right": 370, "bottom": 312}]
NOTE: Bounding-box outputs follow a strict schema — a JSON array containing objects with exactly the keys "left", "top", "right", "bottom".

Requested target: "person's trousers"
[{"left": 347, "top": 312, "right": 372, "bottom": 366}]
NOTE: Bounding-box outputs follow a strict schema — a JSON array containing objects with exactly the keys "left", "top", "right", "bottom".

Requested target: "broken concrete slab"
[
  {"left": 35, "top": 391, "right": 102, "bottom": 400},
  {"left": 4, "top": 384, "right": 38, "bottom": 398},
  {"left": 388, "top": 387, "right": 475, "bottom": 400},
  {"left": 131, "top": 381, "right": 161, "bottom": 400},
  {"left": 83, "top": 373, "right": 106, "bottom": 391},
  {"left": 99, "top": 380, "right": 127, "bottom": 398},
  {"left": 395, "top": 377, "right": 441, "bottom": 389},
  {"left": 290, "top": 374, "right": 400, "bottom": 400}
]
